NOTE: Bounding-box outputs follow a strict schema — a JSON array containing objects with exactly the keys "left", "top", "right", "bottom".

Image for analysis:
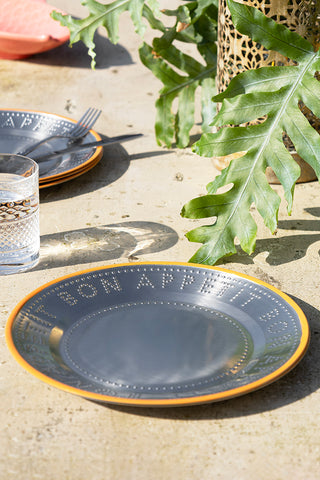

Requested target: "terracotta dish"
[{"left": 0, "top": 0, "right": 70, "bottom": 59}]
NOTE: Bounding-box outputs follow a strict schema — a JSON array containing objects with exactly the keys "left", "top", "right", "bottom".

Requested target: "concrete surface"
[{"left": 1, "top": 1, "right": 320, "bottom": 479}]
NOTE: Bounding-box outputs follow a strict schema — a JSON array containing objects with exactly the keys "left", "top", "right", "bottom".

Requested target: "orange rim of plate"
[
  {"left": 0, "top": 108, "right": 103, "bottom": 182},
  {"left": 39, "top": 152, "right": 102, "bottom": 188},
  {"left": 38, "top": 137, "right": 103, "bottom": 183},
  {"left": 5, "top": 262, "right": 310, "bottom": 407}
]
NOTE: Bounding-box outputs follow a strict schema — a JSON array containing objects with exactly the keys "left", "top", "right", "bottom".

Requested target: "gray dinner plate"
[
  {"left": 0, "top": 109, "right": 102, "bottom": 182},
  {"left": 6, "top": 262, "right": 310, "bottom": 407}
]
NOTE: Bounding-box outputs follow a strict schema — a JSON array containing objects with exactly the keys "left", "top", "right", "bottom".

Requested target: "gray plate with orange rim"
[
  {"left": 5, "top": 262, "right": 310, "bottom": 407},
  {"left": 0, "top": 109, "right": 102, "bottom": 185}
]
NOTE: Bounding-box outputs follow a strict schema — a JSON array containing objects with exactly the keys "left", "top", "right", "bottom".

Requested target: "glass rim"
[{"left": 0, "top": 154, "right": 39, "bottom": 183}]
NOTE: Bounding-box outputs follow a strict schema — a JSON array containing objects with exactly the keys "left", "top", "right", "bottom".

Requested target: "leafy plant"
[
  {"left": 53, "top": 0, "right": 320, "bottom": 266},
  {"left": 181, "top": 0, "right": 320, "bottom": 265},
  {"left": 52, "top": 0, "right": 218, "bottom": 147}
]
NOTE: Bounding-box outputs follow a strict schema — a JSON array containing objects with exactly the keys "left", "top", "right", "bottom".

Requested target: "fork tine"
[
  {"left": 70, "top": 108, "right": 99, "bottom": 137},
  {"left": 17, "top": 108, "right": 102, "bottom": 155},
  {"left": 70, "top": 108, "right": 101, "bottom": 138},
  {"left": 69, "top": 107, "right": 95, "bottom": 136},
  {"left": 84, "top": 108, "right": 101, "bottom": 131},
  {"left": 68, "top": 107, "right": 93, "bottom": 134}
]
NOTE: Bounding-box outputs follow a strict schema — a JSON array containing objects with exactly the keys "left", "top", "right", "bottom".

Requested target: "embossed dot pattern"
[
  {"left": 61, "top": 301, "right": 251, "bottom": 392},
  {"left": 0, "top": 110, "right": 101, "bottom": 181},
  {"left": 9, "top": 264, "right": 306, "bottom": 402}
]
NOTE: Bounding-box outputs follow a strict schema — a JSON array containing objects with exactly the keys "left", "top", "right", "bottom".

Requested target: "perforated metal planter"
[{"left": 213, "top": 0, "right": 320, "bottom": 183}]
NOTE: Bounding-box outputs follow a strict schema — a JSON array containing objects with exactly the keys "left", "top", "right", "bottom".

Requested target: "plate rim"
[
  {"left": 5, "top": 261, "right": 310, "bottom": 407},
  {"left": 39, "top": 153, "right": 102, "bottom": 188},
  {"left": 0, "top": 108, "right": 103, "bottom": 182}
]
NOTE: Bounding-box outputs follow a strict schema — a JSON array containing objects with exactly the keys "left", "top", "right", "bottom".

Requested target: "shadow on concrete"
[
  {"left": 129, "top": 149, "right": 174, "bottom": 162},
  {"left": 217, "top": 207, "right": 320, "bottom": 267},
  {"left": 39, "top": 138, "right": 173, "bottom": 203},
  {"left": 40, "top": 141, "right": 130, "bottom": 202},
  {"left": 34, "top": 221, "right": 179, "bottom": 271},
  {"left": 27, "top": 31, "right": 133, "bottom": 69},
  {"left": 102, "top": 296, "right": 320, "bottom": 420},
  {"left": 230, "top": 233, "right": 320, "bottom": 266}
]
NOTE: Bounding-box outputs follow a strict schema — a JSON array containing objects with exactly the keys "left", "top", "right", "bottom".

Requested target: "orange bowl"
[{"left": 0, "top": 0, "right": 70, "bottom": 59}]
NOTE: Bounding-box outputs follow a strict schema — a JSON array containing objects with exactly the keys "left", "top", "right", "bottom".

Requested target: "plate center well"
[{"left": 60, "top": 301, "right": 253, "bottom": 391}]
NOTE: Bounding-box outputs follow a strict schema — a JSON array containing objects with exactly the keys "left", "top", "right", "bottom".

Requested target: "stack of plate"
[{"left": 0, "top": 109, "right": 103, "bottom": 188}]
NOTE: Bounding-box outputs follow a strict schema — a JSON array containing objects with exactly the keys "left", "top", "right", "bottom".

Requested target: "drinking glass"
[{"left": 0, "top": 154, "right": 39, "bottom": 274}]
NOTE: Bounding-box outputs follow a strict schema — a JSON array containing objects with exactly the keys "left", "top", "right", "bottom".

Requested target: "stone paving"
[{"left": 1, "top": 1, "right": 320, "bottom": 479}]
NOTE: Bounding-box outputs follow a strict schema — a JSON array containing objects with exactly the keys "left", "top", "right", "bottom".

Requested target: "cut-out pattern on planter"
[
  {"left": 217, "top": 0, "right": 320, "bottom": 93},
  {"left": 215, "top": 0, "right": 320, "bottom": 182}
]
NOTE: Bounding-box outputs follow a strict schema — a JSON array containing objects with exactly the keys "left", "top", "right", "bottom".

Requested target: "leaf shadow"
[
  {"left": 223, "top": 208, "right": 320, "bottom": 266},
  {"left": 245, "top": 231, "right": 320, "bottom": 266},
  {"left": 27, "top": 31, "right": 133, "bottom": 69},
  {"left": 98, "top": 296, "right": 320, "bottom": 420}
]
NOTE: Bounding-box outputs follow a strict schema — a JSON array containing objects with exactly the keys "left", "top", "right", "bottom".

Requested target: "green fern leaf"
[
  {"left": 52, "top": 0, "right": 218, "bottom": 146},
  {"left": 139, "top": 1, "right": 218, "bottom": 147},
  {"left": 52, "top": 0, "right": 159, "bottom": 68},
  {"left": 181, "top": 0, "right": 320, "bottom": 265}
]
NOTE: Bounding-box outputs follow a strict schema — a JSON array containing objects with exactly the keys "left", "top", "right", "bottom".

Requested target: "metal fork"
[{"left": 18, "top": 107, "right": 102, "bottom": 156}]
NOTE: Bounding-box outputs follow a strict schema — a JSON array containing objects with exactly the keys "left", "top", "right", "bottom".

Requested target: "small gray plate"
[
  {"left": 0, "top": 109, "right": 102, "bottom": 182},
  {"left": 6, "top": 262, "right": 310, "bottom": 407}
]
